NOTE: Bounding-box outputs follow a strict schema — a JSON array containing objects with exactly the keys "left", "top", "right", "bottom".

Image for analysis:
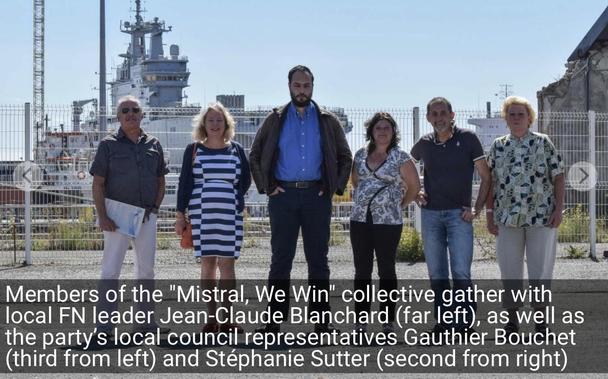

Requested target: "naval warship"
[{"left": 37, "top": 0, "right": 353, "bottom": 207}]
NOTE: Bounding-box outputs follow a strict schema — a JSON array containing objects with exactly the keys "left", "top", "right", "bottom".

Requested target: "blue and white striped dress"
[{"left": 188, "top": 144, "right": 243, "bottom": 258}]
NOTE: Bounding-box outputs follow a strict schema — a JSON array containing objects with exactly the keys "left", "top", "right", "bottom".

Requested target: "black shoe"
[
  {"left": 314, "top": 322, "right": 340, "bottom": 334},
  {"left": 430, "top": 323, "right": 447, "bottom": 333},
  {"left": 456, "top": 326, "right": 479, "bottom": 337},
  {"left": 91, "top": 329, "right": 113, "bottom": 345},
  {"left": 533, "top": 322, "right": 555, "bottom": 343},
  {"left": 503, "top": 322, "right": 520, "bottom": 339},
  {"left": 534, "top": 322, "right": 549, "bottom": 333},
  {"left": 382, "top": 322, "right": 395, "bottom": 335},
  {"left": 255, "top": 323, "right": 281, "bottom": 334}
]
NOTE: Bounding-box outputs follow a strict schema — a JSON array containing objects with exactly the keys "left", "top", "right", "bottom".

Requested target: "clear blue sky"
[{"left": 1, "top": 0, "right": 606, "bottom": 110}]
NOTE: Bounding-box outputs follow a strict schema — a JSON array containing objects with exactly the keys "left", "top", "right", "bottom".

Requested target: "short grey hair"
[{"left": 116, "top": 95, "right": 141, "bottom": 115}]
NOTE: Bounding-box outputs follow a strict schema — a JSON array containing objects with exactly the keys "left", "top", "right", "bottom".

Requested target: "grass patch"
[
  {"left": 329, "top": 223, "right": 347, "bottom": 247},
  {"left": 396, "top": 226, "right": 424, "bottom": 262},
  {"left": 564, "top": 245, "right": 587, "bottom": 259}
]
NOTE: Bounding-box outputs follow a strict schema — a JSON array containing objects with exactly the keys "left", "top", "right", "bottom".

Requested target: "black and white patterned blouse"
[
  {"left": 350, "top": 147, "right": 411, "bottom": 225},
  {"left": 487, "top": 132, "right": 564, "bottom": 227}
]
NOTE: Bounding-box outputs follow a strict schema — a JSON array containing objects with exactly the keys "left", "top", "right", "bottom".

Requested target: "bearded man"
[{"left": 249, "top": 65, "right": 352, "bottom": 334}]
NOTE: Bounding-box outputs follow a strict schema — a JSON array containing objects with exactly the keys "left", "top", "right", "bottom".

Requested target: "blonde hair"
[
  {"left": 501, "top": 96, "right": 536, "bottom": 126},
  {"left": 192, "top": 102, "right": 236, "bottom": 142}
]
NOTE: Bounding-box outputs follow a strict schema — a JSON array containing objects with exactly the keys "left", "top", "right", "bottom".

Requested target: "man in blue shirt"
[{"left": 250, "top": 65, "right": 352, "bottom": 334}]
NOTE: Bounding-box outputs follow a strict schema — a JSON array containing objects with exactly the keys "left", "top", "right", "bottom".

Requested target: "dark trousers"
[
  {"left": 350, "top": 220, "right": 403, "bottom": 323},
  {"left": 267, "top": 184, "right": 332, "bottom": 322}
]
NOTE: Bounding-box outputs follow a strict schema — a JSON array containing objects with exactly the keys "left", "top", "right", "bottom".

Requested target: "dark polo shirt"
[
  {"left": 89, "top": 128, "right": 169, "bottom": 208},
  {"left": 410, "top": 126, "right": 485, "bottom": 210}
]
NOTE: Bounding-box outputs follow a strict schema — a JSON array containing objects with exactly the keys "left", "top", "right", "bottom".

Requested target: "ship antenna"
[{"left": 135, "top": 0, "right": 143, "bottom": 24}]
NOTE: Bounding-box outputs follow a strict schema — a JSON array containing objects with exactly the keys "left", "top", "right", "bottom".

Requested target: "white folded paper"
[{"left": 99, "top": 198, "right": 145, "bottom": 238}]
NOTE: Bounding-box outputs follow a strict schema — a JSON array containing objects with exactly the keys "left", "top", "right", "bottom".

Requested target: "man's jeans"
[
  {"left": 421, "top": 208, "right": 475, "bottom": 329},
  {"left": 267, "top": 184, "right": 332, "bottom": 322}
]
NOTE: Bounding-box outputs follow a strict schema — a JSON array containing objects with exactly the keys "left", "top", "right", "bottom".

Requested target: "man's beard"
[
  {"left": 432, "top": 121, "right": 452, "bottom": 135},
  {"left": 290, "top": 92, "right": 311, "bottom": 108}
]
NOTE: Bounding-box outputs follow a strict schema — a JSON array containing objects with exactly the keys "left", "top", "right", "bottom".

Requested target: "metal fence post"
[
  {"left": 413, "top": 107, "right": 422, "bottom": 234},
  {"left": 589, "top": 110, "right": 597, "bottom": 260},
  {"left": 24, "top": 103, "right": 32, "bottom": 265}
]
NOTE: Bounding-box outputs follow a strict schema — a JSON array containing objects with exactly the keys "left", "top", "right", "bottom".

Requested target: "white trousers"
[
  {"left": 100, "top": 214, "right": 157, "bottom": 280},
  {"left": 97, "top": 214, "right": 158, "bottom": 331},
  {"left": 496, "top": 225, "right": 557, "bottom": 308}
]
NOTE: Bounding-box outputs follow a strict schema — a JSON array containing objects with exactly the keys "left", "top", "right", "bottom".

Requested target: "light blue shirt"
[{"left": 275, "top": 103, "right": 322, "bottom": 181}]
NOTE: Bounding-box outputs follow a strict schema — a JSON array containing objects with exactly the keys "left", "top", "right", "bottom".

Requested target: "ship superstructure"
[
  {"left": 34, "top": 1, "right": 352, "bottom": 207},
  {"left": 111, "top": 0, "right": 190, "bottom": 109}
]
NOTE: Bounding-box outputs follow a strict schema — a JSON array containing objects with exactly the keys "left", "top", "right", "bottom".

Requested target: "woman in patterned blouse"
[
  {"left": 349, "top": 112, "right": 420, "bottom": 335},
  {"left": 486, "top": 96, "right": 565, "bottom": 338}
]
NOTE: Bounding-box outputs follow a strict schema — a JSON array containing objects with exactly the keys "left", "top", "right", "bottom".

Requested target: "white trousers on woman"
[{"left": 496, "top": 225, "right": 557, "bottom": 308}]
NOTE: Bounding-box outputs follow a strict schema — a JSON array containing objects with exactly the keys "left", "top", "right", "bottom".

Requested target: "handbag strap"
[
  {"left": 184, "top": 143, "right": 199, "bottom": 224},
  {"left": 191, "top": 142, "right": 198, "bottom": 163},
  {"left": 366, "top": 185, "right": 388, "bottom": 220}
]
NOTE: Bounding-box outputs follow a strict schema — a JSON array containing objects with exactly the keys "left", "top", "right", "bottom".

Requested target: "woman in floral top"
[
  {"left": 486, "top": 96, "right": 565, "bottom": 337},
  {"left": 350, "top": 112, "right": 420, "bottom": 334}
]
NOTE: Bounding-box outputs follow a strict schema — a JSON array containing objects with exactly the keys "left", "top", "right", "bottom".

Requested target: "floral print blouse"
[{"left": 350, "top": 147, "right": 411, "bottom": 225}]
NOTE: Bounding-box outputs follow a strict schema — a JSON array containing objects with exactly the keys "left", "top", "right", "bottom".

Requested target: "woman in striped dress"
[{"left": 175, "top": 102, "right": 251, "bottom": 333}]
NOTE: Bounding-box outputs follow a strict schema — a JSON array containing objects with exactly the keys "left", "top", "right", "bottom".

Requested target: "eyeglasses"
[{"left": 120, "top": 107, "right": 141, "bottom": 114}]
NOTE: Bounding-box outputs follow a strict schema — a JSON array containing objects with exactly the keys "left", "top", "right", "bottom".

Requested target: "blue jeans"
[
  {"left": 421, "top": 208, "right": 475, "bottom": 329},
  {"left": 267, "top": 184, "right": 332, "bottom": 321}
]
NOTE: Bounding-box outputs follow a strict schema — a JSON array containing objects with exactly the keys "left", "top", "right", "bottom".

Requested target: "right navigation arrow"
[{"left": 579, "top": 168, "right": 588, "bottom": 184}]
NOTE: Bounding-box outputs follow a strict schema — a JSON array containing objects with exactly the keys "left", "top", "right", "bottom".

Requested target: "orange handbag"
[{"left": 180, "top": 221, "right": 193, "bottom": 249}]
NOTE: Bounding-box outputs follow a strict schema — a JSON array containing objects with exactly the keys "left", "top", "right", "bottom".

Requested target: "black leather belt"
[{"left": 278, "top": 180, "right": 321, "bottom": 189}]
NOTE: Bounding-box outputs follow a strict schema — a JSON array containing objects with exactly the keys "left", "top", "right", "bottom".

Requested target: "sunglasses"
[{"left": 120, "top": 107, "right": 141, "bottom": 114}]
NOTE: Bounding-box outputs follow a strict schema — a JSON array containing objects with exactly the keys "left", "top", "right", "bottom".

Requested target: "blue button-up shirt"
[{"left": 275, "top": 102, "right": 322, "bottom": 181}]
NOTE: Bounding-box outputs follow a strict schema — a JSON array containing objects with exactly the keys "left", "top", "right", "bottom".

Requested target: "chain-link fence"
[{"left": 0, "top": 104, "right": 602, "bottom": 265}]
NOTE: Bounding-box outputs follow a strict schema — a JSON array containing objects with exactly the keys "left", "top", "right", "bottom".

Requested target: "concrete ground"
[{"left": 1, "top": 239, "right": 606, "bottom": 279}]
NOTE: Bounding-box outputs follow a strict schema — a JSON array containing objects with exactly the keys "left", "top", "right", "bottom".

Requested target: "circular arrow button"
[
  {"left": 568, "top": 161, "right": 597, "bottom": 191},
  {"left": 13, "top": 161, "right": 43, "bottom": 192}
]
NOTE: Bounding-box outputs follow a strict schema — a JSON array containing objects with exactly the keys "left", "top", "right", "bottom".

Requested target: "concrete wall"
[{"left": 538, "top": 41, "right": 608, "bottom": 114}]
